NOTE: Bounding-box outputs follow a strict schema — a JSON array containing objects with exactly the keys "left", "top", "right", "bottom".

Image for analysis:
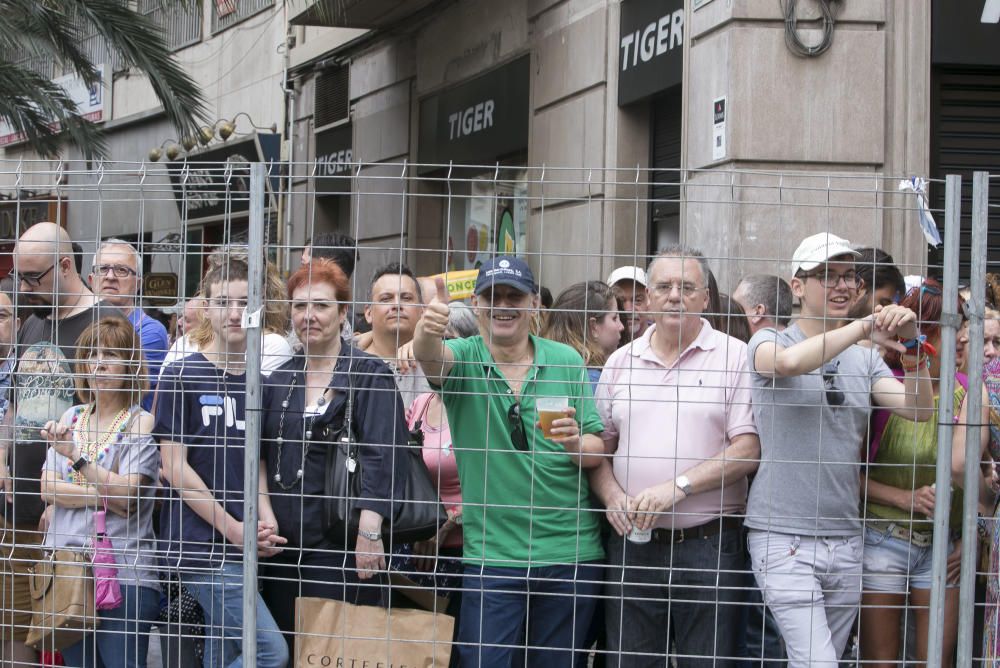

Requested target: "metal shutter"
[
  {"left": 315, "top": 66, "right": 350, "bottom": 129},
  {"left": 929, "top": 67, "right": 1000, "bottom": 280},
  {"left": 650, "top": 89, "right": 682, "bottom": 252}
]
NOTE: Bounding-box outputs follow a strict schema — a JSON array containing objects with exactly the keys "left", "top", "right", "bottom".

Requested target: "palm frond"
[
  {"left": 68, "top": 0, "right": 208, "bottom": 139},
  {"left": 0, "top": 0, "right": 98, "bottom": 86},
  {"left": 0, "top": 0, "right": 207, "bottom": 157},
  {"left": 0, "top": 59, "right": 106, "bottom": 158}
]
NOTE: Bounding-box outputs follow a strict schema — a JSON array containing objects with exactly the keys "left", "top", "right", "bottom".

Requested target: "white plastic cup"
[
  {"left": 536, "top": 396, "right": 570, "bottom": 438},
  {"left": 627, "top": 527, "right": 652, "bottom": 544}
]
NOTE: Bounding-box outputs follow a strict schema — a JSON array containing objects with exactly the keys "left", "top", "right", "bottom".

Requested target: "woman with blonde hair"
[
  {"left": 161, "top": 247, "right": 293, "bottom": 375},
  {"left": 39, "top": 317, "right": 161, "bottom": 668}
]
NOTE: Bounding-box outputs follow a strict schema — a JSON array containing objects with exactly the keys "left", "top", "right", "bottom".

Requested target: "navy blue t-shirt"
[
  {"left": 154, "top": 354, "right": 264, "bottom": 568},
  {"left": 261, "top": 344, "right": 410, "bottom": 549}
]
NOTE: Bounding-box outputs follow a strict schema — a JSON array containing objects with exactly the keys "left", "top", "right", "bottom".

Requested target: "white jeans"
[{"left": 747, "top": 530, "right": 863, "bottom": 667}]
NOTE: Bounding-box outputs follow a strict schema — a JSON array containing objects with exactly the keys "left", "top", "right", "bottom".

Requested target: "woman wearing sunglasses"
[{"left": 861, "top": 279, "right": 971, "bottom": 667}]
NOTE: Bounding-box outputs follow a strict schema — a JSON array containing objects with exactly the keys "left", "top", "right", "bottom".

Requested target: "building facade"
[{"left": 1, "top": 0, "right": 997, "bottom": 299}]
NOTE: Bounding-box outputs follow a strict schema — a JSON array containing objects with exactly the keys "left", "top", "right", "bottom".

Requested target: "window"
[
  {"left": 314, "top": 66, "right": 350, "bottom": 129},
  {"left": 212, "top": 0, "right": 275, "bottom": 34},
  {"left": 138, "top": 0, "right": 202, "bottom": 51}
]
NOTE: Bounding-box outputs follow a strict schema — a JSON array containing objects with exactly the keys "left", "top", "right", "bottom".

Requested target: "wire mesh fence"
[{"left": 0, "top": 159, "right": 994, "bottom": 668}]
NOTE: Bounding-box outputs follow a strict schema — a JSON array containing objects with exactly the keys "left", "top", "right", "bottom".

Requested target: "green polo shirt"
[{"left": 439, "top": 335, "right": 605, "bottom": 567}]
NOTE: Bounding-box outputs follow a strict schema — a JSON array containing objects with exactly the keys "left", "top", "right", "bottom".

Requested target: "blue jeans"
[
  {"left": 61, "top": 584, "right": 161, "bottom": 668},
  {"left": 458, "top": 561, "right": 602, "bottom": 667},
  {"left": 605, "top": 527, "right": 745, "bottom": 667},
  {"left": 182, "top": 562, "right": 289, "bottom": 668}
]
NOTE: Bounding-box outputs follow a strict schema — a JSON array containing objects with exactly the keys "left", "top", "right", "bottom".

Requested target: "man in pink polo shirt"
[{"left": 591, "top": 245, "right": 761, "bottom": 667}]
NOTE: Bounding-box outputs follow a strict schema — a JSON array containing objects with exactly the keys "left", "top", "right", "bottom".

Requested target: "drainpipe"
[{"left": 281, "top": 10, "right": 297, "bottom": 274}]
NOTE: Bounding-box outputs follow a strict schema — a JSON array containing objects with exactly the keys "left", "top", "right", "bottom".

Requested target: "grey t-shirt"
[
  {"left": 393, "top": 364, "right": 432, "bottom": 412},
  {"left": 745, "top": 324, "right": 894, "bottom": 536},
  {"left": 43, "top": 406, "right": 161, "bottom": 590}
]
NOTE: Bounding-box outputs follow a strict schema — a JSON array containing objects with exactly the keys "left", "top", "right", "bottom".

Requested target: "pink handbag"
[{"left": 92, "top": 504, "right": 122, "bottom": 611}]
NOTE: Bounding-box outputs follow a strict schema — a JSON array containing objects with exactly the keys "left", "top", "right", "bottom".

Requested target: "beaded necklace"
[
  {"left": 67, "top": 404, "right": 132, "bottom": 484},
  {"left": 272, "top": 375, "right": 332, "bottom": 490}
]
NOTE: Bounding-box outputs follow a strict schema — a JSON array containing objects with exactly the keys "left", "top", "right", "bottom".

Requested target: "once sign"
[
  {"left": 448, "top": 100, "right": 495, "bottom": 140},
  {"left": 417, "top": 56, "right": 529, "bottom": 173},
  {"left": 618, "top": 0, "right": 685, "bottom": 106}
]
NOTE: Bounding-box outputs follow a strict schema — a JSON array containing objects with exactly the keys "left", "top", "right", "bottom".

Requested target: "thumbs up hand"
[{"left": 421, "top": 277, "right": 451, "bottom": 338}]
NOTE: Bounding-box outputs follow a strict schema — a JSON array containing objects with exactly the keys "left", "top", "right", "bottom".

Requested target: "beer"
[{"left": 536, "top": 396, "right": 569, "bottom": 438}]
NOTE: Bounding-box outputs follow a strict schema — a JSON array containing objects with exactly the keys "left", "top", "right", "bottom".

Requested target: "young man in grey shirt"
[{"left": 745, "top": 233, "right": 934, "bottom": 666}]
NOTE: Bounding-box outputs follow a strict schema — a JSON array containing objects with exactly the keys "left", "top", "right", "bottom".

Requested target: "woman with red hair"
[
  {"left": 861, "top": 279, "right": 973, "bottom": 666},
  {"left": 259, "top": 259, "right": 410, "bottom": 640}
]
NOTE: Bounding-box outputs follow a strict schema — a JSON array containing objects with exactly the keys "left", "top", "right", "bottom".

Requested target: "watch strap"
[{"left": 71, "top": 456, "right": 89, "bottom": 472}]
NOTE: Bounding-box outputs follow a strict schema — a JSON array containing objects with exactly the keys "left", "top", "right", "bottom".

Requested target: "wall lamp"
[
  {"left": 148, "top": 113, "right": 278, "bottom": 161},
  {"left": 148, "top": 139, "right": 182, "bottom": 162}
]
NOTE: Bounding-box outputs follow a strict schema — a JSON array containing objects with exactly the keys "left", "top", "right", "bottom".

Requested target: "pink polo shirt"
[{"left": 595, "top": 320, "right": 757, "bottom": 529}]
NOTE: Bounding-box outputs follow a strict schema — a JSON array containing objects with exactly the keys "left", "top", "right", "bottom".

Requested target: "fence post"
[
  {"left": 928, "top": 173, "right": 963, "bottom": 668},
  {"left": 957, "top": 171, "right": 990, "bottom": 666},
  {"left": 241, "top": 162, "right": 267, "bottom": 667}
]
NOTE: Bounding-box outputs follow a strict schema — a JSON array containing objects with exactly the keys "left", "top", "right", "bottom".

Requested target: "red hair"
[
  {"left": 287, "top": 258, "right": 352, "bottom": 305},
  {"left": 884, "top": 278, "right": 964, "bottom": 369}
]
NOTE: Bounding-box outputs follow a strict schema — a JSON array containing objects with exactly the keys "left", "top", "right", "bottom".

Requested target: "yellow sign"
[{"left": 430, "top": 269, "right": 479, "bottom": 300}]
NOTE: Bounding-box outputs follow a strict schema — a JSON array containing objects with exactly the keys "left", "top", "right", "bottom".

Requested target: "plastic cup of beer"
[{"left": 537, "top": 396, "right": 570, "bottom": 438}]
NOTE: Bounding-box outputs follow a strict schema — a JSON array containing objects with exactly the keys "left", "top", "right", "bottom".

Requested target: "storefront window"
[{"left": 445, "top": 169, "right": 528, "bottom": 271}]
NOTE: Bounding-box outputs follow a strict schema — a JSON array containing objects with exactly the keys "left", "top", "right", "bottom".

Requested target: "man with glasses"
[
  {"left": 1, "top": 223, "right": 125, "bottom": 667},
  {"left": 413, "top": 255, "right": 605, "bottom": 667},
  {"left": 589, "top": 245, "right": 760, "bottom": 667},
  {"left": 744, "top": 232, "right": 934, "bottom": 666},
  {"left": 90, "top": 239, "right": 169, "bottom": 405}
]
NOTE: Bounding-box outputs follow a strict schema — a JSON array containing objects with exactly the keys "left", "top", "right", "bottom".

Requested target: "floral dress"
[{"left": 982, "top": 358, "right": 1000, "bottom": 665}]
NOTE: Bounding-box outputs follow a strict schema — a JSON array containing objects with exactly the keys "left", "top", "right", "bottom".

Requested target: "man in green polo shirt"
[{"left": 414, "top": 255, "right": 605, "bottom": 667}]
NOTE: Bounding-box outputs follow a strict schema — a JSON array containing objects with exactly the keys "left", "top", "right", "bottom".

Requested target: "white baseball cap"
[
  {"left": 791, "top": 233, "right": 860, "bottom": 276},
  {"left": 607, "top": 266, "right": 648, "bottom": 287}
]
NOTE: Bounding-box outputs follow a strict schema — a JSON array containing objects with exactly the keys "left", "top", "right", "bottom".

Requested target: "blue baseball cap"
[{"left": 474, "top": 256, "right": 536, "bottom": 296}]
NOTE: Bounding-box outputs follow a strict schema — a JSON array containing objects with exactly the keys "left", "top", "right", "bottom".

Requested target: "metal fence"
[{"left": 0, "top": 159, "right": 995, "bottom": 667}]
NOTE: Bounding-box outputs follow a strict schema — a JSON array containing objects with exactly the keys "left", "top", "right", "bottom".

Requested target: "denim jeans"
[
  {"left": 604, "top": 527, "right": 745, "bottom": 668},
  {"left": 60, "top": 584, "right": 161, "bottom": 668},
  {"left": 457, "top": 561, "right": 602, "bottom": 668},
  {"left": 747, "top": 531, "right": 862, "bottom": 668},
  {"left": 182, "top": 562, "right": 290, "bottom": 668}
]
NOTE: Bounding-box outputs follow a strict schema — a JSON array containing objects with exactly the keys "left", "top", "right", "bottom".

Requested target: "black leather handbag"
[{"left": 322, "top": 371, "right": 447, "bottom": 544}]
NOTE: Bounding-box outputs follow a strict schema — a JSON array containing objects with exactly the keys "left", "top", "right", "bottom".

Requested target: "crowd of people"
[{"left": 0, "top": 222, "right": 999, "bottom": 668}]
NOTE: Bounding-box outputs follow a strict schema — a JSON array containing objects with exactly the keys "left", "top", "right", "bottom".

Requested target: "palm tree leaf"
[
  {"left": 66, "top": 0, "right": 208, "bottom": 138},
  {"left": 0, "top": 59, "right": 106, "bottom": 158},
  {"left": 0, "top": 0, "right": 98, "bottom": 86}
]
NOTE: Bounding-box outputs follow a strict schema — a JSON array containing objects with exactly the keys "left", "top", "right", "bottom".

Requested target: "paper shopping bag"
[{"left": 294, "top": 596, "right": 454, "bottom": 668}]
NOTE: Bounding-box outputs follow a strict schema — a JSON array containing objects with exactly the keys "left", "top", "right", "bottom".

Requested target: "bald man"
[{"left": 1, "top": 224, "right": 126, "bottom": 665}]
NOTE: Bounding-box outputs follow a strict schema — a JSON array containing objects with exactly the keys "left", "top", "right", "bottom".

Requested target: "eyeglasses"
[
  {"left": 649, "top": 282, "right": 706, "bottom": 297},
  {"left": 802, "top": 270, "right": 859, "bottom": 289},
  {"left": 507, "top": 402, "right": 530, "bottom": 451},
  {"left": 93, "top": 264, "right": 137, "bottom": 278},
  {"left": 10, "top": 264, "right": 55, "bottom": 288},
  {"left": 822, "top": 361, "right": 845, "bottom": 406}
]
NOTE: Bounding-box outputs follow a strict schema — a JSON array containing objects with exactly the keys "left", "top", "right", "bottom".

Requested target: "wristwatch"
[
  {"left": 358, "top": 528, "right": 382, "bottom": 541},
  {"left": 675, "top": 474, "right": 693, "bottom": 497},
  {"left": 71, "top": 455, "right": 90, "bottom": 472}
]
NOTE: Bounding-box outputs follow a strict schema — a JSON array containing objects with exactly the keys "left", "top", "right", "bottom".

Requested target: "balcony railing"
[
  {"left": 212, "top": 0, "right": 275, "bottom": 34},
  {"left": 139, "top": 0, "right": 203, "bottom": 52}
]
